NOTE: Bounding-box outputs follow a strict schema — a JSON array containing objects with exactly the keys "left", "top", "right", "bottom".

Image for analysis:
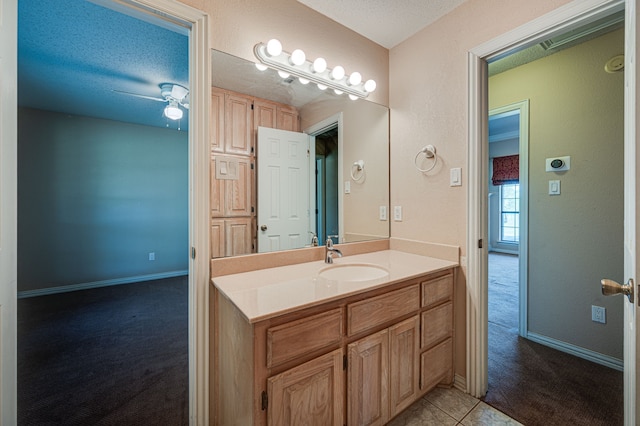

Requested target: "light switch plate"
[
  {"left": 549, "top": 180, "right": 561, "bottom": 195},
  {"left": 215, "top": 157, "right": 239, "bottom": 180},
  {"left": 344, "top": 181, "right": 351, "bottom": 194},
  {"left": 379, "top": 206, "right": 387, "bottom": 221},
  {"left": 393, "top": 206, "right": 402, "bottom": 221},
  {"left": 450, "top": 168, "right": 462, "bottom": 186}
]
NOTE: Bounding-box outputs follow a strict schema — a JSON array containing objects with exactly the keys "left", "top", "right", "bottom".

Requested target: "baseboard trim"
[
  {"left": 526, "top": 332, "right": 623, "bottom": 371},
  {"left": 453, "top": 374, "right": 467, "bottom": 392},
  {"left": 18, "top": 270, "right": 189, "bottom": 299}
]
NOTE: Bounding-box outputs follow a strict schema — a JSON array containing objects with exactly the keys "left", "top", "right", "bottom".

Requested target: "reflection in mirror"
[{"left": 211, "top": 49, "right": 389, "bottom": 258}]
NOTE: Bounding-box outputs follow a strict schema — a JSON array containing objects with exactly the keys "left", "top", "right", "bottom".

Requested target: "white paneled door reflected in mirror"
[{"left": 210, "top": 50, "right": 390, "bottom": 258}]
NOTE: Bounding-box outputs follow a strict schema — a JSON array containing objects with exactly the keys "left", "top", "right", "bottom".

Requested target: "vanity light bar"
[{"left": 254, "top": 39, "right": 376, "bottom": 100}]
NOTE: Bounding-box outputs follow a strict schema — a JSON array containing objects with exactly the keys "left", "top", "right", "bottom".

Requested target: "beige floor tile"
[
  {"left": 424, "top": 386, "right": 479, "bottom": 421},
  {"left": 387, "top": 398, "right": 458, "bottom": 426},
  {"left": 460, "top": 402, "right": 524, "bottom": 426}
]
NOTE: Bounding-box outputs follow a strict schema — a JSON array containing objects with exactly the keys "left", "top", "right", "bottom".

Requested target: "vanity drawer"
[
  {"left": 421, "top": 302, "right": 453, "bottom": 349},
  {"left": 421, "top": 273, "right": 453, "bottom": 308},
  {"left": 267, "top": 308, "right": 344, "bottom": 368},
  {"left": 420, "top": 337, "right": 453, "bottom": 392},
  {"left": 348, "top": 284, "right": 420, "bottom": 336}
]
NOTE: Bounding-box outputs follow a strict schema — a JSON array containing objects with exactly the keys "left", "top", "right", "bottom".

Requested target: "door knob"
[
  {"left": 601, "top": 278, "right": 634, "bottom": 303},
  {"left": 260, "top": 225, "right": 267, "bottom": 231}
]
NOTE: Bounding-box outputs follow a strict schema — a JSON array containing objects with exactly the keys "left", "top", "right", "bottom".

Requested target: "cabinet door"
[
  {"left": 225, "top": 93, "right": 253, "bottom": 155},
  {"left": 225, "top": 218, "right": 253, "bottom": 256},
  {"left": 389, "top": 316, "right": 419, "bottom": 417},
  {"left": 210, "top": 219, "right": 225, "bottom": 259},
  {"left": 277, "top": 105, "right": 299, "bottom": 132},
  {"left": 211, "top": 88, "right": 225, "bottom": 153},
  {"left": 268, "top": 348, "right": 344, "bottom": 426},
  {"left": 210, "top": 157, "right": 225, "bottom": 218},
  {"left": 224, "top": 156, "right": 252, "bottom": 217},
  {"left": 254, "top": 99, "right": 277, "bottom": 129},
  {"left": 348, "top": 329, "right": 389, "bottom": 426},
  {"left": 420, "top": 338, "right": 453, "bottom": 392}
]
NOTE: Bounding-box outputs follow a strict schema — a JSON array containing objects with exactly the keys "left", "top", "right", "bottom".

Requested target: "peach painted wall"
[{"left": 389, "top": 0, "right": 573, "bottom": 379}]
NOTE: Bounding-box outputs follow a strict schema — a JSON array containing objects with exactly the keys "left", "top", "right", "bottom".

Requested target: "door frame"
[
  {"left": 305, "top": 113, "right": 345, "bottom": 243},
  {"left": 466, "top": 0, "right": 625, "bottom": 400},
  {"left": 1, "top": 0, "right": 210, "bottom": 423},
  {"left": 488, "top": 100, "right": 529, "bottom": 337},
  {"left": 119, "top": 2, "right": 210, "bottom": 422},
  {"left": 0, "top": 0, "right": 18, "bottom": 421}
]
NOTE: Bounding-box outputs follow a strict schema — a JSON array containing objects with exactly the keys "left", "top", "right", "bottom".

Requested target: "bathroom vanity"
[{"left": 212, "top": 250, "right": 457, "bottom": 425}]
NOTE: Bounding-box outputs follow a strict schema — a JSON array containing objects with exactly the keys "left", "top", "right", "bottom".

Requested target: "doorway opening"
[
  {"left": 15, "top": 0, "right": 210, "bottom": 423},
  {"left": 315, "top": 125, "right": 339, "bottom": 245},
  {"left": 305, "top": 113, "right": 344, "bottom": 245},
  {"left": 471, "top": 2, "right": 627, "bottom": 424}
]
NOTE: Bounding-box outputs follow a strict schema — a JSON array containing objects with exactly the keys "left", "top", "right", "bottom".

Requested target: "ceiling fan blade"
[{"left": 112, "top": 90, "right": 166, "bottom": 103}]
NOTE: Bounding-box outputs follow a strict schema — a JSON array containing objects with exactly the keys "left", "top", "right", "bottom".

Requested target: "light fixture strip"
[{"left": 254, "top": 43, "right": 369, "bottom": 98}]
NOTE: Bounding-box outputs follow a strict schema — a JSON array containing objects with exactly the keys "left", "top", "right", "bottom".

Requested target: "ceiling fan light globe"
[{"left": 164, "top": 104, "right": 183, "bottom": 120}]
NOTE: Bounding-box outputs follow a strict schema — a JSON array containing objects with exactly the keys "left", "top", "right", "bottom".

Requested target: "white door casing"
[
  {"left": 0, "top": 0, "right": 18, "bottom": 422},
  {"left": 257, "top": 126, "right": 312, "bottom": 252},
  {"left": 305, "top": 113, "right": 344, "bottom": 243},
  {"left": 488, "top": 100, "right": 530, "bottom": 338},
  {"left": 466, "top": 1, "right": 633, "bottom": 421}
]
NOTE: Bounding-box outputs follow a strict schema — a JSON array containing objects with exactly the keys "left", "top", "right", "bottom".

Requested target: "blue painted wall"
[{"left": 18, "top": 107, "right": 188, "bottom": 292}]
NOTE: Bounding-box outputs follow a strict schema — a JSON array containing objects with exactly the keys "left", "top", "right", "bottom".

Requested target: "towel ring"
[
  {"left": 414, "top": 145, "right": 438, "bottom": 173},
  {"left": 350, "top": 160, "right": 365, "bottom": 182}
]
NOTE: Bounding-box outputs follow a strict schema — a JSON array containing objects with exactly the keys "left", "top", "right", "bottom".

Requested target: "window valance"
[{"left": 492, "top": 155, "right": 519, "bottom": 185}]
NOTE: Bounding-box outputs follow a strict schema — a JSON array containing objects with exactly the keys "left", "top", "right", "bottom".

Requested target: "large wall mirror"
[{"left": 211, "top": 49, "right": 390, "bottom": 258}]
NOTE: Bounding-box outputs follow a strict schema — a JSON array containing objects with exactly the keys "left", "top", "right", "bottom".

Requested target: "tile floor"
[{"left": 388, "top": 386, "right": 523, "bottom": 426}]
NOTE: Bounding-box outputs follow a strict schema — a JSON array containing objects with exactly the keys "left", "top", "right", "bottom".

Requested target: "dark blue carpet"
[{"left": 18, "top": 276, "right": 188, "bottom": 425}]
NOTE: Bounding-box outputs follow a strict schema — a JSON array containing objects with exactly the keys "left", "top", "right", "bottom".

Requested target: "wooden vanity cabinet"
[{"left": 213, "top": 268, "right": 455, "bottom": 426}]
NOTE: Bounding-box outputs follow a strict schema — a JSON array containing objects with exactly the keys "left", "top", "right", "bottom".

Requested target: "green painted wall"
[
  {"left": 489, "top": 28, "right": 624, "bottom": 360},
  {"left": 18, "top": 108, "right": 188, "bottom": 292}
]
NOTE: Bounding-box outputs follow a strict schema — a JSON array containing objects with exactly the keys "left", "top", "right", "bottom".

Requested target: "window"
[{"left": 500, "top": 183, "right": 519, "bottom": 243}]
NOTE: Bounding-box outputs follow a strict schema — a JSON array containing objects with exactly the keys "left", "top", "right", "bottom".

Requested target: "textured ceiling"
[
  {"left": 18, "top": 0, "right": 188, "bottom": 130},
  {"left": 19, "top": 0, "right": 622, "bottom": 133},
  {"left": 297, "top": 0, "right": 467, "bottom": 48}
]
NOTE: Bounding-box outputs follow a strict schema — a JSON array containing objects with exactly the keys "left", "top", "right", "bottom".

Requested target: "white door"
[
  {"left": 623, "top": 1, "right": 637, "bottom": 423},
  {"left": 603, "top": 2, "right": 637, "bottom": 424},
  {"left": 0, "top": 0, "right": 18, "bottom": 422},
  {"left": 257, "top": 126, "right": 312, "bottom": 253}
]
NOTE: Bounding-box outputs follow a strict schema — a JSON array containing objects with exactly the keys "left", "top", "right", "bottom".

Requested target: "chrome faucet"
[{"left": 325, "top": 236, "right": 342, "bottom": 264}]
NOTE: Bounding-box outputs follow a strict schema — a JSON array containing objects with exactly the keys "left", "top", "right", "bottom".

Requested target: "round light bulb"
[
  {"left": 289, "top": 49, "right": 306, "bottom": 66},
  {"left": 298, "top": 77, "right": 309, "bottom": 85},
  {"left": 364, "top": 79, "right": 377, "bottom": 93},
  {"left": 317, "top": 83, "right": 327, "bottom": 91},
  {"left": 266, "top": 39, "right": 283, "bottom": 57},
  {"left": 278, "top": 70, "right": 290, "bottom": 79},
  {"left": 312, "top": 57, "right": 327, "bottom": 73},
  {"left": 349, "top": 94, "right": 358, "bottom": 101},
  {"left": 334, "top": 89, "right": 343, "bottom": 95},
  {"left": 255, "top": 63, "right": 268, "bottom": 71},
  {"left": 348, "top": 72, "right": 362, "bottom": 86},
  {"left": 331, "top": 66, "right": 345, "bottom": 80},
  {"left": 164, "top": 104, "right": 183, "bottom": 120}
]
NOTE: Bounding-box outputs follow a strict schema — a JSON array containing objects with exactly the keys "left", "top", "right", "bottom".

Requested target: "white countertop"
[{"left": 213, "top": 250, "right": 458, "bottom": 323}]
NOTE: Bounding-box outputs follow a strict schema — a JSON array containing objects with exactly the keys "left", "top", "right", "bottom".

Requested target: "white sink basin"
[{"left": 318, "top": 263, "right": 390, "bottom": 282}]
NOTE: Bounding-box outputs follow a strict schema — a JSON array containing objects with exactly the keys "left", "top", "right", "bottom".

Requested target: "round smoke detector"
[{"left": 605, "top": 54, "right": 625, "bottom": 73}]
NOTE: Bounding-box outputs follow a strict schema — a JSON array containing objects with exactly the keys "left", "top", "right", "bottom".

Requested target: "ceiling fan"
[{"left": 114, "top": 83, "right": 189, "bottom": 120}]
